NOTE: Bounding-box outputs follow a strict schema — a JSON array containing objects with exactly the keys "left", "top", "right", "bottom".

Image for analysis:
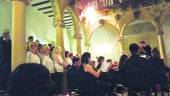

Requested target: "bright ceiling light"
[{"left": 84, "top": 6, "right": 98, "bottom": 24}]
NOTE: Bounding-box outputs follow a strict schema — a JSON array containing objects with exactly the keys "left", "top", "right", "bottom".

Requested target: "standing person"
[
  {"left": 138, "top": 41, "right": 147, "bottom": 57},
  {"left": 118, "top": 54, "right": 128, "bottom": 70},
  {"left": 149, "top": 47, "right": 169, "bottom": 93},
  {"left": 119, "top": 43, "right": 151, "bottom": 96},
  {"left": 100, "top": 58, "right": 111, "bottom": 72},
  {"left": 0, "top": 30, "right": 11, "bottom": 90},
  {"left": 52, "top": 46, "right": 67, "bottom": 95},
  {"left": 65, "top": 51, "right": 73, "bottom": 66},
  {"left": 26, "top": 42, "right": 41, "bottom": 64},
  {"left": 42, "top": 46, "right": 55, "bottom": 80},
  {"left": 52, "top": 46, "right": 65, "bottom": 72},
  {"left": 26, "top": 36, "right": 34, "bottom": 51},
  {"left": 96, "top": 56, "right": 105, "bottom": 71}
]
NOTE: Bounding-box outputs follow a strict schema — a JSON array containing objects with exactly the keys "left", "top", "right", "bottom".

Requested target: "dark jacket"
[
  {"left": 0, "top": 37, "right": 3, "bottom": 71},
  {"left": 149, "top": 57, "right": 169, "bottom": 74},
  {"left": 120, "top": 54, "right": 149, "bottom": 72},
  {"left": 119, "top": 54, "right": 151, "bottom": 89}
]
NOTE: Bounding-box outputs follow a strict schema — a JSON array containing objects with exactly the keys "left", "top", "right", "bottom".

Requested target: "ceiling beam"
[
  {"left": 38, "top": 6, "right": 52, "bottom": 10},
  {"left": 43, "top": 10, "right": 53, "bottom": 14},
  {"left": 48, "top": 15, "right": 54, "bottom": 17},
  {"left": 65, "top": 24, "right": 73, "bottom": 27},
  {"left": 63, "top": 19, "right": 72, "bottom": 21},
  {"left": 64, "top": 22, "right": 73, "bottom": 25},
  {"left": 64, "top": 15, "right": 71, "bottom": 18},
  {"left": 32, "top": 0, "right": 50, "bottom": 7}
]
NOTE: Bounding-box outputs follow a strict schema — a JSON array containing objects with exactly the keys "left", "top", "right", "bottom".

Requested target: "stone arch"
[
  {"left": 120, "top": 19, "right": 156, "bottom": 37},
  {"left": 88, "top": 21, "right": 121, "bottom": 60},
  {"left": 89, "top": 20, "right": 119, "bottom": 41}
]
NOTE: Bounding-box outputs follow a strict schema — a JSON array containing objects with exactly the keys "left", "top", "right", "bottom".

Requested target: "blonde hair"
[
  {"left": 29, "top": 42, "right": 38, "bottom": 50},
  {"left": 42, "top": 45, "right": 50, "bottom": 54},
  {"left": 52, "top": 46, "right": 61, "bottom": 55}
]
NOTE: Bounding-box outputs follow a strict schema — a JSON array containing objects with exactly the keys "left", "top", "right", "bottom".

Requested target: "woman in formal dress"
[{"left": 80, "top": 52, "right": 100, "bottom": 96}]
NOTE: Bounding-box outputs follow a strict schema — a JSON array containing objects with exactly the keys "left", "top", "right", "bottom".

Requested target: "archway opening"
[
  {"left": 123, "top": 20, "right": 158, "bottom": 54},
  {"left": 89, "top": 24, "right": 120, "bottom": 61}
]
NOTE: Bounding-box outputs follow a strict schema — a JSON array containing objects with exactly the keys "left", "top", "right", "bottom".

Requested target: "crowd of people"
[{"left": 0, "top": 30, "right": 170, "bottom": 96}]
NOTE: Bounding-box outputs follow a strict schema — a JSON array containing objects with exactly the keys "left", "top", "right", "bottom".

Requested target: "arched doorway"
[
  {"left": 122, "top": 20, "right": 158, "bottom": 54},
  {"left": 89, "top": 24, "right": 120, "bottom": 61}
]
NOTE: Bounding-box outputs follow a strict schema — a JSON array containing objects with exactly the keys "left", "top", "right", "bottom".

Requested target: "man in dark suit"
[
  {"left": 0, "top": 30, "right": 11, "bottom": 90},
  {"left": 119, "top": 43, "right": 151, "bottom": 96}
]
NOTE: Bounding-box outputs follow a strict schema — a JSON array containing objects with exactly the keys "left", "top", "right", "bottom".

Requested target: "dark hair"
[
  {"left": 65, "top": 51, "right": 69, "bottom": 58},
  {"left": 69, "top": 53, "right": 73, "bottom": 57},
  {"left": 28, "top": 36, "right": 34, "bottom": 40},
  {"left": 73, "top": 57, "right": 80, "bottom": 64},
  {"left": 107, "top": 59, "right": 112, "bottom": 63},
  {"left": 152, "top": 47, "right": 160, "bottom": 58},
  {"left": 81, "top": 52, "right": 91, "bottom": 64},
  {"left": 7, "top": 63, "right": 51, "bottom": 96},
  {"left": 119, "top": 54, "right": 128, "bottom": 66},
  {"left": 97, "top": 56, "right": 104, "bottom": 63},
  {"left": 129, "top": 43, "right": 139, "bottom": 54},
  {"left": 139, "top": 41, "right": 146, "bottom": 44},
  {"left": 144, "top": 45, "right": 152, "bottom": 57}
]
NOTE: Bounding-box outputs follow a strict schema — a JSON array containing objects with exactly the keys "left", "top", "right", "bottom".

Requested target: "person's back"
[
  {"left": 149, "top": 57, "right": 167, "bottom": 74},
  {"left": 123, "top": 54, "right": 149, "bottom": 71},
  {"left": 149, "top": 47, "right": 169, "bottom": 74},
  {"left": 120, "top": 43, "right": 149, "bottom": 72},
  {"left": 149, "top": 47, "right": 169, "bottom": 91},
  {"left": 119, "top": 43, "right": 151, "bottom": 96},
  {"left": 6, "top": 63, "right": 52, "bottom": 96}
]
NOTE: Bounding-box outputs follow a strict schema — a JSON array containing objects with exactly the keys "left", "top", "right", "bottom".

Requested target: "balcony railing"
[{"left": 88, "top": 0, "right": 170, "bottom": 11}]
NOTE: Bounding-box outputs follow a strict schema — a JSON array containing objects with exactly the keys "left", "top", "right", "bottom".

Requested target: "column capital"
[
  {"left": 157, "top": 29, "right": 164, "bottom": 35},
  {"left": 53, "top": 20, "right": 64, "bottom": 27},
  {"left": 12, "top": 0, "right": 31, "bottom": 5},
  {"left": 74, "top": 33, "right": 82, "bottom": 39},
  {"left": 118, "top": 36, "right": 124, "bottom": 41},
  {"left": 85, "top": 41, "right": 90, "bottom": 46}
]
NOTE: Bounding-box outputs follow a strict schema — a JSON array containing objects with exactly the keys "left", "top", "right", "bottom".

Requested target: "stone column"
[
  {"left": 12, "top": 0, "right": 26, "bottom": 70},
  {"left": 157, "top": 29, "right": 167, "bottom": 62},
  {"left": 54, "top": 20, "right": 65, "bottom": 57},
  {"left": 118, "top": 36, "right": 125, "bottom": 55},
  {"left": 75, "top": 33, "right": 82, "bottom": 56}
]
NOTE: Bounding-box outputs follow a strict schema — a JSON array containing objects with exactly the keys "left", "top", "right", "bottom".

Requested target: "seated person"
[
  {"left": 96, "top": 56, "right": 105, "bottom": 71},
  {"left": 7, "top": 63, "right": 52, "bottom": 96},
  {"left": 108, "top": 61, "right": 119, "bottom": 71},
  {"left": 80, "top": 52, "right": 100, "bottom": 96},
  {"left": 70, "top": 57, "right": 81, "bottom": 71}
]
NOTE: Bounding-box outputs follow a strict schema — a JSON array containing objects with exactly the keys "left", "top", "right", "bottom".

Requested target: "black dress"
[{"left": 80, "top": 65, "right": 98, "bottom": 96}]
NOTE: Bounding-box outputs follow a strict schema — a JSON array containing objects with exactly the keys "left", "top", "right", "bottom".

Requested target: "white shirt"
[
  {"left": 42, "top": 55, "right": 55, "bottom": 73},
  {"left": 65, "top": 57, "right": 73, "bottom": 65},
  {"left": 100, "top": 62, "right": 110, "bottom": 72},
  {"left": 26, "top": 51, "right": 40, "bottom": 64},
  {"left": 52, "top": 54, "right": 64, "bottom": 72}
]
